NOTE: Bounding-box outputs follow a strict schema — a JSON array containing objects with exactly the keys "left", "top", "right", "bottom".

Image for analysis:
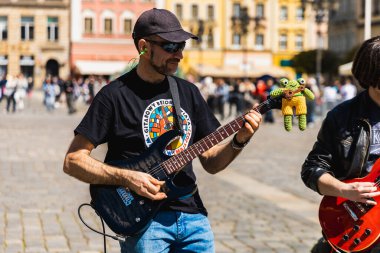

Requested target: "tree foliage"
[{"left": 291, "top": 50, "right": 340, "bottom": 76}]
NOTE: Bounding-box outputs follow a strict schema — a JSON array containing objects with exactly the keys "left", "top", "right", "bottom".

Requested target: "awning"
[
  {"left": 190, "top": 64, "right": 289, "bottom": 78},
  {"left": 74, "top": 60, "right": 128, "bottom": 75},
  {"left": 338, "top": 61, "right": 352, "bottom": 76}
]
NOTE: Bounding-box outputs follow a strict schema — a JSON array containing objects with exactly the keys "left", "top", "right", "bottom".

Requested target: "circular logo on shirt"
[{"left": 142, "top": 99, "right": 192, "bottom": 156}]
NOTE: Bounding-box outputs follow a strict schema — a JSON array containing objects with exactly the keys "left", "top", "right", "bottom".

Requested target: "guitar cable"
[{"left": 78, "top": 203, "right": 126, "bottom": 253}]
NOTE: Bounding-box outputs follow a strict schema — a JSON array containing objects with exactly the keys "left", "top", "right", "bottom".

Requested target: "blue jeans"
[{"left": 120, "top": 211, "right": 214, "bottom": 253}]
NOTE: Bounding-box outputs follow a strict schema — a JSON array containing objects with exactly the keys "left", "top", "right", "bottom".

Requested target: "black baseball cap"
[{"left": 132, "top": 8, "right": 198, "bottom": 42}]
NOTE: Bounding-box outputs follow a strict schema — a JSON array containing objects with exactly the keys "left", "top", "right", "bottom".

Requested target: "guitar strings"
[{"left": 146, "top": 100, "right": 271, "bottom": 178}]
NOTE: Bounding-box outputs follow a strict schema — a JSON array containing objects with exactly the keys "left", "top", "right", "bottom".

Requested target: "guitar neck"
[{"left": 162, "top": 98, "right": 276, "bottom": 175}]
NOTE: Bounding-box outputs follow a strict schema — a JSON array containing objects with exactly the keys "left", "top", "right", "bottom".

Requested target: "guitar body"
[
  {"left": 90, "top": 130, "right": 196, "bottom": 237},
  {"left": 319, "top": 160, "right": 380, "bottom": 252}
]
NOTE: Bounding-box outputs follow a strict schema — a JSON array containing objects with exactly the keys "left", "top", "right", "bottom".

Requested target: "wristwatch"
[{"left": 231, "top": 134, "right": 250, "bottom": 150}]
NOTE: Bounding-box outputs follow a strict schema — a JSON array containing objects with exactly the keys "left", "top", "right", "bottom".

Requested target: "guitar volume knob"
[
  {"left": 342, "top": 234, "right": 349, "bottom": 241},
  {"left": 365, "top": 229, "right": 372, "bottom": 235},
  {"left": 353, "top": 225, "right": 360, "bottom": 231},
  {"left": 354, "top": 238, "right": 361, "bottom": 245}
]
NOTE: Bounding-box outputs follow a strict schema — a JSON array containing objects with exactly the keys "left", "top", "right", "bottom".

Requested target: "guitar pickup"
[{"left": 343, "top": 202, "right": 358, "bottom": 221}]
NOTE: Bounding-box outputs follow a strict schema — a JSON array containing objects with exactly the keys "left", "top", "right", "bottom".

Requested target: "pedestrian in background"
[
  {"left": 322, "top": 81, "right": 339, "bottom": 113},
  {"left": 214, "top": 78, "right": 229, "bottom": 120},
  {"left": 228, "top": 79, "right": 244, "bottom": 117},
  {"left": 301, "top": 36, "right": 380, "bottom": 253},
  {"left": 263, "top": 79, "right": 277, "bottom": 123},
  {"left": 63, "top": 73, "right": 78, "bottom": 114},
  {"left": 0, "top": 74, "right": 6, "bottom": 105},
  {"left": 340, "top": 76, "right": 357, "bottom": 101},
  {"left": 43, "top": 76, "right": 57, "bottom": 112}
]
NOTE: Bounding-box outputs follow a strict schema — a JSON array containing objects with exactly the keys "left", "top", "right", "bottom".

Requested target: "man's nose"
[{"left": 173, "top": 50, "right": 183, "bottom": 59}]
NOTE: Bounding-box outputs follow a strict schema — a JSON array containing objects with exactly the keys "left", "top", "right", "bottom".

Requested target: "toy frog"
[{"left": 270, "top": 78, "right": 315, "bottom": 131}]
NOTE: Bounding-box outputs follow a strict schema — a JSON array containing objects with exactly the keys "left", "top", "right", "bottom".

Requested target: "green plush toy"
[{"left": 270, "top": 78, "right": 315, "bottom": 131}]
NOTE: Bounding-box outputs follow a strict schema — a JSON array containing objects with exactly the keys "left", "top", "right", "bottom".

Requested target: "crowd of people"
[
  {"left": 190, "top": 74, "right": 358, "bottom": 127},
  {"left": 0, "top": 73, "right": 108, "bottom": 114},
  {"left": 0, "top": 69, "right": 358, "bottom": 125}
]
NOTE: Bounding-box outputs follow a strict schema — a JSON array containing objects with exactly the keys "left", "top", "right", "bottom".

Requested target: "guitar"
[
  {"left": 89, "top": 96, "right": 282, "bottom": 237},
  {"left": 319, "top": 159, "right": 380, "bottom": 252}
]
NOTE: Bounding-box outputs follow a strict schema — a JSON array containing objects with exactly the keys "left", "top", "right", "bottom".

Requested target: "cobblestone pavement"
[{"left": 0, "top": 93, "right": 324, "bottom": 253}]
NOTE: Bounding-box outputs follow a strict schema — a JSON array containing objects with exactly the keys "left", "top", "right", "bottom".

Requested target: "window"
[
  {"left": 374, "top": 0, "right": 380, "bottom": 15},
  {"left": 84, "top": 17, "right": 93, "bottom": 34},
  {"left": 175, "top": 4, "right": 183, "bottom": 19},
  {"left": 256, "top": 3, "right": 264, "bottom": 18},
  {"left": 0, "top": 55, "right": 8, "bottom": 76},
  {"left": 279, "top": 34, "right": 287, "bottom": 50},
  {"left": 104, "top": 18, "right": 113, "bottom": 34},
  {"left": 207, "top": 28, "right": 213, "bottom": 48},
  {"left": 280, "top": 6, "right": 288, "bottom": 21},
  {"left": 123, "top": 19, "right": 132, "bottom": 34},
  {"left": 207, "top": 5, "right": 214, "bottom": 20},
  {"left": 47, "top": 17, "right": 59, "bottom": 41},
  {"left": 0, "top": 16, "right": 7, "bottom": 40},
  {"left": 296, "top": 7, "right": 304, "bottom": 20},
  {"left": 232, "top": 33, "right": 241, "bottom": 46},
  {"left": 21, "top": 16, "right": 34, "bottom": 41},
  {"left": 255, "top": 34, "right": 264, "bottom": 49},
  {"left": 20, "top": 55, "right": 35, "bottom": 78},
  {"left": 295, "top": 34, "right": 303, "bottom": 50},
  {"left": 192, "top": 4, "right": 198, "bottom": 19},
  {"left": 233, "top": 3, "right": 241, "bottom": 18}
]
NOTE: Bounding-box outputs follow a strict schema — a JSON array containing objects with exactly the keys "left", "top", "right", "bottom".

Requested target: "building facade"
[
  {"left": 329, "top": 0, "right": 380, "bottom": 59},
  {"left": 163, "top": 0, "right": 225, "bottom": 77},
  {"left": 70, "top": 0, "right": 155, "bottom": 78},
  {"left": 272, "top": 0, "right": 327, "bottom": 73},
  {"left": 0, "top": 0, "right": 70, "bottom": 88},
  {"left": 163, "top": 0, "right": 323, "bottom": 79}
]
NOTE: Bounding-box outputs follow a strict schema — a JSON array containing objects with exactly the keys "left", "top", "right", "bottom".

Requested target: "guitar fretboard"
[{"left": 162, "top": 98, "right": 276, "bottom": 175}]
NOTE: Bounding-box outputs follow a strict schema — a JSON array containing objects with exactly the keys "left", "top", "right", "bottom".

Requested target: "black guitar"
[{"left": 89, "top": 96, "right": 281, "bottom": 237}]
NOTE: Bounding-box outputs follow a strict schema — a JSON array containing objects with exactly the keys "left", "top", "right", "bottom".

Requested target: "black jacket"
[{"left": 301, "top": 90, "right": 372, "bottom": 193}]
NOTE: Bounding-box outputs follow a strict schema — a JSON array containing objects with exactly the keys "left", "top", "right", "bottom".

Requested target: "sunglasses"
[{"left": 146, "top": 40, "right": 186, "bottom": 53}]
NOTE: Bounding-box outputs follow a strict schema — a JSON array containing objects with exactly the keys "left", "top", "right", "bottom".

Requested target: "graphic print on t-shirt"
[
  {"left": 142, "top": 99, "right": 192, "bottom": 156},
  {"left": 365, "top": 119, "right": 380, "bottom": 172},
  {"left": 371, "top": 123, "right": 380, "bottom": 153}
]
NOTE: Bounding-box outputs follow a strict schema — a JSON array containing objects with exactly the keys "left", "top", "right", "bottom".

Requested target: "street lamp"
[
  {"left": 302, "top": 0, "right": 339, "bottom": 87},
  {"left": 197, "top": 19, "right": 204, "bottom": 69},
  {"left": 231, "top": 5, "right": 250, "bottom": 77}
]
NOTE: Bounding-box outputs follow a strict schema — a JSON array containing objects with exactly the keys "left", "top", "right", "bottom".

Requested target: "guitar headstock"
[{"left": 255, "top": 96, "right": 282, "bottom": 114}]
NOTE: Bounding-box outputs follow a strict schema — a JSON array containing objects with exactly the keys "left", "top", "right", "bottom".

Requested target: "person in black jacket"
[{"left": 301, "top": 36, "right": 380, "bottom": 252}]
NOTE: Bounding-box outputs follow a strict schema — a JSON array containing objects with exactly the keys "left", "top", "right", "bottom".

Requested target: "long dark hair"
[{"left": 351, "top": 36, "right": 380, "bottom": 89}]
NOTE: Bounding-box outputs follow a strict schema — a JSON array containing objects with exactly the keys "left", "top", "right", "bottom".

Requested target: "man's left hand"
[{"left": 235, "top": 105, "right": 262, "bottom": 144}]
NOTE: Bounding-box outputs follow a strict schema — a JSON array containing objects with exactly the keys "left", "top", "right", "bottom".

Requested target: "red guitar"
[{"left": 319, "top": 159, "right": 380, "bottom": 252}]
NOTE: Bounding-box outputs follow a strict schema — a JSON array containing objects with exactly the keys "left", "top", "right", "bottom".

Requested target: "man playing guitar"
[
  {"left": 63, "top": 8, "right": 262, "bottom": 253},
  {"left": 301, "top": 36, "right": 380, "bottom": 253}
]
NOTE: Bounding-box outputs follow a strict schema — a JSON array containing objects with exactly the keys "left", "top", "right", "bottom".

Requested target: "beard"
[{"left": 150, "top": 50, "right": 179, "bottom": 75}]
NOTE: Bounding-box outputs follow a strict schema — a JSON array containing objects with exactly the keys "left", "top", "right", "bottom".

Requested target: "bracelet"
[{"left": 231, "top": 134, "right": 250, "bottom": 150}]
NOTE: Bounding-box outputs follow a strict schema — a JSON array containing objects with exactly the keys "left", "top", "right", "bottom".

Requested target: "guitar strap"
[
  {"left": 167, "top": 75, "right": 184, "bottom": 136},
  {"left": 167, "top": 76, "right": 198, "bottom": 199}
]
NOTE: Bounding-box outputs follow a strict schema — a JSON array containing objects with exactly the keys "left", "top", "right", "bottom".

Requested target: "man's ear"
[{"left": 138, "top": 39, "right": 148, "bottom": 56}]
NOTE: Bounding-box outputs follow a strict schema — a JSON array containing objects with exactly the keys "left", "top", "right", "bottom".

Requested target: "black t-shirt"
[{"left": 75, "top": 68, "right": 220, "bottom": 215}]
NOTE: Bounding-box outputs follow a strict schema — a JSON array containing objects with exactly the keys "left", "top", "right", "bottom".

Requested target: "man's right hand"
[
  {"left": 318, "top": 173, "right": 380, "bottom": 205},
  {"left": 124, "top": 170, "right": 167, "bottom": 201},
  {"left": 341, "top": 182, "right": 380, "bottom": 205}
]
